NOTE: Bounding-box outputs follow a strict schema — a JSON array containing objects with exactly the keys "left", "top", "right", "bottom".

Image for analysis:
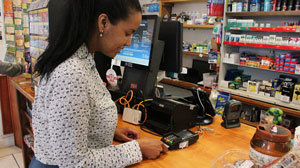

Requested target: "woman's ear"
[{"left": 98, "top": 14, "right": 109, "bottom": 32}]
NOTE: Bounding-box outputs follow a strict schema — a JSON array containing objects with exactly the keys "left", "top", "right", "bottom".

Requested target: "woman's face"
[{"left": 98, "top": 12, "right": 142, "bottom": 58}]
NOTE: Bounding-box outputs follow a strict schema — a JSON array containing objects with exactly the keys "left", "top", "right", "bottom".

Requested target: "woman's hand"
[
  {"left": 137, "top": 138, "right": 168, "bottom": 160},
  {"left": 114, "top": 127, "right": 140, "bottom": 142}
]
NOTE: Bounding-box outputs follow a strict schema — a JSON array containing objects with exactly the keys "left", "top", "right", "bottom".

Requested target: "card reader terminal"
[{"left": 161, "top": 129, "right": 199, "bottom": 150}]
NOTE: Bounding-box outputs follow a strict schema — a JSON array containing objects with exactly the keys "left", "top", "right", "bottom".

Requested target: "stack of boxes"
[
  {"left": 275, "top": 53, "right": 300, "bottom": 74},
  {"left": 224, "top": 52, "right": 300, "bottom": 75}
]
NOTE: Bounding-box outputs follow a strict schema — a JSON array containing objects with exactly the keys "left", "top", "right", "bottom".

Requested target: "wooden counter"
[
  {"left": 10, "top": 76, "right": 256, "bottom": 168},
  {"left": 118, "top": 116, "right": 256, "bottom": 168}
]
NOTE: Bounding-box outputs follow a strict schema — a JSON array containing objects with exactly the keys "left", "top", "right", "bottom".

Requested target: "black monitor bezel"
[{"left": 118, "top": 15, "right": 160, "bottom": 70}]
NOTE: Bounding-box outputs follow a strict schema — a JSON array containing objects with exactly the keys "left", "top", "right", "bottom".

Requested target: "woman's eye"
[{"left": 125, "top": 33, "right": 132, "bottom": 36}]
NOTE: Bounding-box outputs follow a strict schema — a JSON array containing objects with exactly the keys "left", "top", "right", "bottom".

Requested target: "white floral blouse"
[{"left": 32, "top": 44, "right": 142, "bottom": 168}]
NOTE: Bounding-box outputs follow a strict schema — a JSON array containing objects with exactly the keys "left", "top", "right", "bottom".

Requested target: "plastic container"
[
  {"left": 211, "top": 149, "right": 254, "bottom": 168},
  {"left": 249, "top": 124, "right": 292, "bottom": 166}
]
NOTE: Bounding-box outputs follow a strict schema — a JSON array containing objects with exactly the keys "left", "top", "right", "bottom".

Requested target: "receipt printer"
[{"left": 144, "top": 98, "right": 198, "bottom": 135}]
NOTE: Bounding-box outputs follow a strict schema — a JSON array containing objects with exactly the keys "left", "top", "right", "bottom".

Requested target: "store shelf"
[
  {"left": 225, "top": 26, "right": 300, "bottom": 32},
  {"left": 161, "top": 0, "right": 207, "bottom": 3},
  {"left": 218, "top": 86, "right": 300, "bottom": 112},
  {"left": 183, "top": 24, "right": 214, "bottom": 29},
  {"left": 183, "top": 51, "right": 208, "bottom": 57},
  {"left": 223, "top": 62, "right": 300, "bottom": 76},
  {"left": 224, "top": 41, "right": 300, "bottom": 50},
  {"left": 226, "top": 11, "right": 300, "bottom": 16}
]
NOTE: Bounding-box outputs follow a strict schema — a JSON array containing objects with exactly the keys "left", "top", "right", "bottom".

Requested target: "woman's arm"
[
  {"left": 0, "top": 60, "right": 25, "bottom": 77},
  {"left": 36, "top": 71, "right": 142, "bottom": 168}
]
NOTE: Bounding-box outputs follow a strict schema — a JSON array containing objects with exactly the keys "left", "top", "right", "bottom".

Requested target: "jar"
[{"left": 250, "top": 124, "right": 292, "bottom": 166}]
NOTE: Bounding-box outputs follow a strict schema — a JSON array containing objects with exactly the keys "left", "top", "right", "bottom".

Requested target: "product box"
[
  {"left": 292, "top": 84, "right": 300, "bottom": 105},
  {"left": 247, "top": 80, "right": 261, "bottom": 94},
  {"left": 296, "top": 64, "right": 300, "bottom": 75},
  {"left": 228, "top": 81, "right": 241, "bottom": 89},
  {"left": 234, "top": 74, "right": 251, "bottom": 83},
  {"left": 215, "top": 92, "right": 231, "bottom": 116},
  {"left": 240, "top": 57, "right": 247, "bottom": 65}
]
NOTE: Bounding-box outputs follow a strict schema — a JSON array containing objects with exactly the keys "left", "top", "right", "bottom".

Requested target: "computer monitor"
[
  {"left": 159, "top": 21, "right": 183, "bottom": 73},
  {"left": 115, "top": 15, "right": 164, "bottom": 98},
  {"left": 114, "top": 15, "right": 159, "bottom": 69}
]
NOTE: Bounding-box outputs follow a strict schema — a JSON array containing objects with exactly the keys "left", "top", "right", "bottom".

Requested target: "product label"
[
  {"left": 249, "top": 146, "right": 279, "bottom": 166},
  {"left": 105, "top": 69, "right": 118, "bottom": 87}
]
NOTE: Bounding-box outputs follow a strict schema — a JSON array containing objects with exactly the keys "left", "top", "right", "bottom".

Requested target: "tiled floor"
[{"left": 0, "top": 146, "right": 24, "bottom": 168}]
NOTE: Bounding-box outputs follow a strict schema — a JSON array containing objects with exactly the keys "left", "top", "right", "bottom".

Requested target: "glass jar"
[{"left": 250, "top": 124, "right": 292, "bottom": 166}]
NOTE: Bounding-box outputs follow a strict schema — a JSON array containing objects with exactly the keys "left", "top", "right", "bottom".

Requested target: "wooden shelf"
[
  {"left": 223, "top": 62, "right": 300, "bottom": 76},
  {"left": 24, "top": 111, "right": 32, "bottom": 123},
  {"left": 161, "top": 78, "right": 212, "bottom": 94},
  {"left": 183, "top": 24, "right": 214, "bottom": 29},
  {"left": 226, "top": 11, "right": 300, "bottom": 16},
  {"left": 25, "top": 127, "right": 34, "bottom": 138},
  {"left": 218, "top": 86, "right": 300, "bottom": 117},
  {"left": 183, "top": 51, "right": 209, "bottom": 57},
  {"left": 240, "top": 119, "right": 259, "bottom": 127}
]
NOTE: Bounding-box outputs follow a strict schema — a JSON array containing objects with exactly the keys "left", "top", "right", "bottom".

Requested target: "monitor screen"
[{"left": 114, "top": 17, "right": 156, "bottom": 67}]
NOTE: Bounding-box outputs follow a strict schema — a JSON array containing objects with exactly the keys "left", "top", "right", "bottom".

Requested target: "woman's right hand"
[{"left": 137, "top": 137, "right": 168, "bottom": 160}]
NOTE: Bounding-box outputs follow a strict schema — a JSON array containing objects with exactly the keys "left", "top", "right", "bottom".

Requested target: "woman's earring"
[{"left": 99, "top": 30, "right": 104, "bottom": 38}]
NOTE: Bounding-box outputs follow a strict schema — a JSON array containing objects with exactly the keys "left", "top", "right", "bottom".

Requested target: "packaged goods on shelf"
[
  {"left": 227, "top": 0, "right": 300, "bottom": 12},
  {"left": 224, "top": 53, "right": 240, "bottom": 64},
  {"left": 183, "top": 41, "right": 209, "bottom": 54},
  {"left": 226, "top": 33, "right": 300, "bottom": 46},
  {"left": 292, "top": 84, "right": 300, "bottom": 104},
  {"left": 225, "top": 69, "right": 244, "bottom": 81},
  {"left": 275, "top": 53, "right": 300, "bottom": 73},
  {"left": 247, "top": 80, "right": 261, "bottom": 94},
  {"left": 275, "top": 75, "right": 298, "bottom": 103}
]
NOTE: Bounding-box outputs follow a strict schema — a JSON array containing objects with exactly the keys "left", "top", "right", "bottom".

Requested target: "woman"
[{"left": 30, "top": 0, "right": 168, "bottom": 167}]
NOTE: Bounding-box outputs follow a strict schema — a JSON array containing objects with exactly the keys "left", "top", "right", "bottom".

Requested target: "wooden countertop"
[
  {"left": 10, "top": 76, "right": 256, "bottom": 167},
  {"left": 117, "top": 116, "right": 256, "bottom": 168},
  {"left": 10, "top": 75, "right": 35, "bottom": 102}
]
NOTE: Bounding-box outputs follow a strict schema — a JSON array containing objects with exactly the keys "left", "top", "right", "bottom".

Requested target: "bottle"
[
  {"left": 265, "top": 0, "right": 271, "bottom": 11},
  {"left": 296, "top": 0, "right": 300, "bottom": 10},
  {"left": 207, "top": 0, "right": 211, "bottom": 16},
  {"left": 261, "top": 0, "right": 265, "bottom": 11},
  {"left": 276, "top": 0, "right": 282, "bottom": 10},
  {"left": 288, "top": 0, "right": 295, "bottom": 10},
  {"left": 227, "top": 0, "right": 232, "bottom": 12},
  {"left": 281, "top": 0, "right": 288, "bottom": 10}
]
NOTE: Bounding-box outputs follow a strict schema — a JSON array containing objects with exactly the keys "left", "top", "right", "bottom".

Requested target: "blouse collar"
[{"left": 74, "top": 44, "right": 95, "bottom": 69}]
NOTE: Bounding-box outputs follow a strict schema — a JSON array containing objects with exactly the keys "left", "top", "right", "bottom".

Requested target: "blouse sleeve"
[
  {"left": 44, "top": 71, "right": 142, "bottom": 168},
  {"left": 0, "top": 60, "right": 25, "bottom": 77}
]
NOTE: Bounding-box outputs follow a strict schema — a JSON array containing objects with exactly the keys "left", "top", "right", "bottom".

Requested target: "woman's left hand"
[{"left": 114, "top": 127, "right": 140, "bottom": 142}]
